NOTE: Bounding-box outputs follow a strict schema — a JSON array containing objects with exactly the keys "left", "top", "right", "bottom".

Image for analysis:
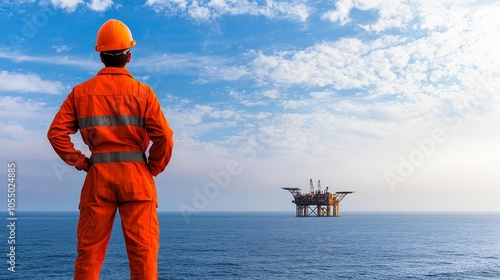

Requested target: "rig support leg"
[{"left": 327, "top": 205, "right": 333, "bottom": 216}]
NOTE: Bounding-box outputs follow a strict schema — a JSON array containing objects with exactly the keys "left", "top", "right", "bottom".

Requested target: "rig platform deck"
[{"left": 282, "top": 179, "right": 354, "bottom": 217}]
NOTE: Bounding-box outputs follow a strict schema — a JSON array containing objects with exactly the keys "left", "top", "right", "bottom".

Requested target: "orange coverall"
[{"left": 47, "top": 67, "right": 173, "bottom": 280}]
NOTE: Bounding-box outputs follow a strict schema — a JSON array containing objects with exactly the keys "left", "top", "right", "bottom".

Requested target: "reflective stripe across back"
[
  {"left": 78, "top": 115, "right": 145, "bottom": 129},
  {"left": 90, "top": 152, "right": 146, "bottom": 164}
]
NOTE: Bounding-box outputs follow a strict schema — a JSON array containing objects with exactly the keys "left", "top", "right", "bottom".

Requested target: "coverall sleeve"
[
  {"left": 47, "top": 92, "right": 90, "bottom": 172},
  {"left": 145, "top": 88, "right": 174, "bottom": 176}
]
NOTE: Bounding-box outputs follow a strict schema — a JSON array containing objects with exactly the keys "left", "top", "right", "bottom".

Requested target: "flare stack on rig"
[{"left": 282, "top": 179, "right": 354, "bottom": 217}]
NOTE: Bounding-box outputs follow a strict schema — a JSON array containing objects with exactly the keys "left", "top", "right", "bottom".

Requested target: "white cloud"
[
  {"left": 165, "top": 84, "right": 446, "bottom": 163},
  {"left": 52, "top": 44, "right": 71, "bottom": 53},
  {"left": 321, "top": 0, "right": 354, "bottom": 25},
  {"left": 227, "top": 88, "right": 268, "bottom": 107},
  {"left": 262, "top": 89, "right": 279, "bottom": 99},
  {"left": 0, "top": 96, "right": 58, "bottom": 161},
  {"left": 321, "top": 0, "right": 500, "bottom": 33},
  {"left": 132, "top": 52, "right": 248, "bottom": 81},
  {"left": 145, "top": 0, "right": 310, "bottom": 22},
  {"left": 50, "top": 0, "right": 83, "bottom": 12},
  {"left": 166, "top": 103, "right": 243, "bottom": 139},
  {"left": 248, "top": 36, "right": 409, "bottom": 90},
  {"left": 188, "top": 1, "right": 210, "bottom": 20},
  {"left": 49, "top": 0, "right": 114, "bottom": 12},
  {"left": 0, "top": 50, "right": 100, "bottom": 70},
  {"left": 0, "top": 71, "right": 64, "bottom": 94},
  {"left": 0, "top": 96, "right": 51, "bottom": 121},
  {"left": 247, "top": 5, "right": 500, "bottom": 116},
  {"left": 87, "top": 0, "right": 113, "bottom": 11},
  {"left": 0, "top": 122, "right": 55, "bottom": 161},
  {"left": 145, "top": 0, "right": 187, "bottom": 13}
]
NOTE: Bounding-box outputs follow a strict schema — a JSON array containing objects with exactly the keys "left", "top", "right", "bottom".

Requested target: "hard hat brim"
[{"left": 95, "top": 40, "right": 136, "bottom": 52}]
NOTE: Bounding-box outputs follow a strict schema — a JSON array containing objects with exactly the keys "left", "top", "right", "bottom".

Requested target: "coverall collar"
[{"left": 97, "top": 67, "right": 134, "bottom": 78}]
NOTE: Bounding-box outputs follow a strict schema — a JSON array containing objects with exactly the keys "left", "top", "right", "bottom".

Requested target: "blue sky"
[{"left": 1, "top": 0, "right": 499, "bottom": 213}]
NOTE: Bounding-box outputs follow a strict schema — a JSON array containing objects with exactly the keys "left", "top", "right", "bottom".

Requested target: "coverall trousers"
[{"left": 74, "top": 162, "right": 159, "bottom": 280}]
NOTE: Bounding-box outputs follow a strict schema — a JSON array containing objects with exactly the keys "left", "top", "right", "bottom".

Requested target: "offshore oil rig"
[{"left": 282, "top": 179, "right": 354, "bottom": 217}]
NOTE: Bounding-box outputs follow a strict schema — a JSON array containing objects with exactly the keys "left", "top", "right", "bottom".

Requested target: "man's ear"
[
  {"left": 127, "top": 52, "right": 132, "bottom": 63},
  {"left": 100, "top": 53, "right": 104, "bottom": 64}
]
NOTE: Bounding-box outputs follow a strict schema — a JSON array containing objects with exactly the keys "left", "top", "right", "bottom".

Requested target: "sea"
[{"left": 0, "top": 211, "right": 499, "bottom": 279}]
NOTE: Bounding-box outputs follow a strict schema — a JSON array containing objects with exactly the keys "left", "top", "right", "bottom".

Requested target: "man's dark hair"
[{"left": 100, "top": 49, "right": 129, "bottom": 67}]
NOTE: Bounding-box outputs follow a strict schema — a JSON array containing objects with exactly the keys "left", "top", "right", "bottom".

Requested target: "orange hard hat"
[{"left": 95, "top": 19, "right": 136, "bottom": 52}]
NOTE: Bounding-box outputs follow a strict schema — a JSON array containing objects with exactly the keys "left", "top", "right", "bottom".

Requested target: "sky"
[{"left": 0, "top": 0, "right": 499, "bottom": 214}]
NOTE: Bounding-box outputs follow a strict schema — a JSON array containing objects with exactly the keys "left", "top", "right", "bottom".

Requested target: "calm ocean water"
[{"left": 0, "top": 211, "right": 499, "bottom": 279}]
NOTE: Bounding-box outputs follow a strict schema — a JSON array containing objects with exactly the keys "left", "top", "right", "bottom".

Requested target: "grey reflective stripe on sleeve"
[
  {"left": 90, "top": 152, "right": 146, "bottom": 164},
  {"left": 78, "top": 115, "right": 145, "bottom": 129}
]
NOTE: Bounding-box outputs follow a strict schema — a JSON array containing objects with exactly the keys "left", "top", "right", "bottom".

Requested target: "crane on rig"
[{"left": 282, "top": 179, "right": 354, "bottom": 217}]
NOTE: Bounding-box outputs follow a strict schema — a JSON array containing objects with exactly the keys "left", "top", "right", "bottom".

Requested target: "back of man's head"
[{"left": 100, "top": 49, "right": 130, "bottom": 68}]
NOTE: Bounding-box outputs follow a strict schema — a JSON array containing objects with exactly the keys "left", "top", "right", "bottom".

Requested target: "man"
[{"left": 47, "top": 19, "right": 173, "bottom": 280}]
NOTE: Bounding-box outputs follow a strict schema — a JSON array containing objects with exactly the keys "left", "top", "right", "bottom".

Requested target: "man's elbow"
[{"left": 47, "top": 127, "right": 56, "bottom": 143}]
